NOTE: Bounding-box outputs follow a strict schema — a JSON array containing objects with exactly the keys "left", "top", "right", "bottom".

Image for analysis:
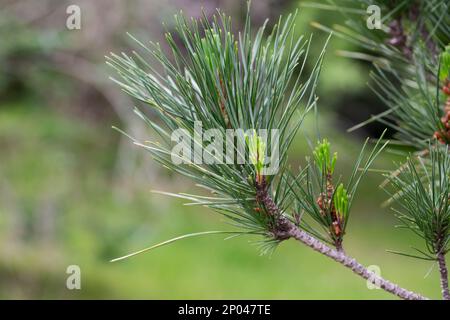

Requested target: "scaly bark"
[
  {"left": 437, "top": 251, "right": 450, "bottom": 300},
  {"left": 279, "top": 217, "right": 427, "bottom": 300},
  {"left": 256, "top": 184, "right": 428, "bottom": 300}
]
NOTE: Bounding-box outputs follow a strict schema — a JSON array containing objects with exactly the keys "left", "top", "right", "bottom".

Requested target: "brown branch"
[
  {"left": 256, "top": 184, "right": 428, "bottom": 300},
  {"left": 437, "top": 251, "right": 450, "bottom": 300}
]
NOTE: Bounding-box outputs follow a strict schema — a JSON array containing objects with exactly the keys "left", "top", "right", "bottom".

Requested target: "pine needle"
[{"left": 111, "top": 231, "right": 238, "bottom": 262}]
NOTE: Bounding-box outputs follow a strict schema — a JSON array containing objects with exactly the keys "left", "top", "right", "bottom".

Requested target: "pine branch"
[
  {"left": 256, "top": 187, "right": 427, "bottom": 300},
  {"left": 288, "top": 136, "right": 388, "bottom": 250},
  {"left": 285, "top": 221, "right": 427, "bottom": 300},
  {"left": 437, "top": 251, "right": 450, "bottom": 300},
  {"left": 312, "top": 0, "right": 449, "bottom": 150},
  {"left": 312, "top": 1, "right": 449, "bottom": 299},
  {"left": 107, "top": 3, "right": 440, "bottom": 299}
]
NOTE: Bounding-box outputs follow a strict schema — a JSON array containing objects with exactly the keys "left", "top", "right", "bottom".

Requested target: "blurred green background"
[{"left": 0, "top": 0, "right": 443, "bottom": 299}]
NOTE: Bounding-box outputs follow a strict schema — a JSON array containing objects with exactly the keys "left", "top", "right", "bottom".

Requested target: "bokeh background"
[{"left": 0, "top": 0, "right": 443, "bottom": 299}]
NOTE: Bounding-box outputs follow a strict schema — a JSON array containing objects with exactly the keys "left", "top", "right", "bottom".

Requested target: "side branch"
[
  {"left": 437, "top": 251, "right": 450, "bottom": 300},
  {"left": 256, "top": 180, "right": 427, "bottom": 300},
  {"left": 278, "top": 218, "right": 427, "bottom": 300}
]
